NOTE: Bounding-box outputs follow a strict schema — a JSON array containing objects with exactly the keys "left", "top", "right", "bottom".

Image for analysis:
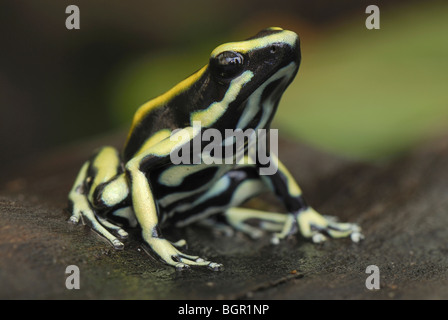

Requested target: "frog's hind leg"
[
  {"left": 68, "top": 146, "right": 130, "bottom": 249},
  {"left": 185, "top": 166, "right": 362, "bottom": 244},
  {"left": 172, "top": 166, "right": 280, "bottom": 240},
  {"left": 221, "top": 173, "right": 291, "bottom": 240}
]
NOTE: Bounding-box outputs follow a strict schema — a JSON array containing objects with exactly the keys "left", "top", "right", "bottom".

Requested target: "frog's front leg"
[
  {"left": 262, "top": 154, "right": 363, "bottom": 244},
  {"left": 125, "top": 154, "right": 223, "bottom": 271},
  {"left": 68, "top": 146, "right": 130, "bottom": 249}
]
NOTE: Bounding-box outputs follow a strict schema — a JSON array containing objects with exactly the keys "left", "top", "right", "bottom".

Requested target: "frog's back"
[{"left": 122, "top": 65, "right": 223, "bottom": 162}]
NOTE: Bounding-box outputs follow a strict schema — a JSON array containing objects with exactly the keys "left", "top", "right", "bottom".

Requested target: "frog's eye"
[{"left": 210, "top": 51, "right": 244, "bottom": 80}]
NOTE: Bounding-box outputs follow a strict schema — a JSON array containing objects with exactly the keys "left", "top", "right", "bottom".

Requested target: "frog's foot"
[
  {"left": 68, "top": 199, "right": 128, "bottom": 250},
  {"left": 146, "top": 237, "right": 223, "bottom": 271},
  {"left": 271, "top": 207, "right": 364, "bottom": 245}
]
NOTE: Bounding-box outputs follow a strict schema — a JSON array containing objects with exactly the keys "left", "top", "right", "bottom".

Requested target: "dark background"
[{"left": 1, "top": 0, "right": 447, "bottom": 166}]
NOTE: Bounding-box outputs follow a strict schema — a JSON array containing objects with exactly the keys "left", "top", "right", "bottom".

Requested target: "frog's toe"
[
  {"left": 175, "top": 262, "right": 191, "bottom": 271},
  {"left": 97, "top": 216, "right": 129, "bottom": 240},
  {"left": 308, "top": 221, "right": 363, "bottom": 244},
  {"left": 176, "top": 253, "right": 206, "bottom": 264},
  {"left": 117, "top": 229, "right": 129, "bottom": 239},
  {"left": 70, "top": 207, "right": 127, "bottom": 250},
  {"left": 245, "top": 227, "right": 264, "bottom": 240},
  {"left": 351, "top": 230, "right": 365, "bottom": 243},
  {"left": 311, "top": 233, "right": 328, "bottom": 243},
  {"left": 173, "top": 253, "right": 223, "bottom": 271},
  {"left": 112, "top": 239, "right": 125, "bottom": 250},
  {"left": 171, "top": 239, "right": 188, "bottom": 249},
  {"left": 270, "top": 214, "right": 297, "bottom": 244},
  {"left": 68, "top": 216, "right": 78, "bottom": 224},
  {"left": 324, "top": 221, "right": 363, "bottom": 243},
  {"left": 207, "top": 262, "right": 224, "bottom": 271},
  {"left": 68, "top": 212, "right": 81, "bottom": 224},
  {"left": 147, "top": 238, "right": 222, "bottom": 271}
]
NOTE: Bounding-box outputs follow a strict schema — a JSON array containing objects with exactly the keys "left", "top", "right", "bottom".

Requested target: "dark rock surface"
[{"left": 1, "top": 132, "right": 448, "bottom": 299}]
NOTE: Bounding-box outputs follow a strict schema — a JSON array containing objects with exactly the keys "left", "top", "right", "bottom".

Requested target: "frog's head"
[{"left": 205, "top": 27, "right": 300, "bottom": 130}]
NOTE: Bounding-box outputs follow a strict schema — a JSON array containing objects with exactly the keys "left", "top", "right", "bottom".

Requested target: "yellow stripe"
[
  {"left": 91, "top": 147, "right": 120, "bottom": 183},
  {"left": 158, "top": 164, "right": 208, "bottom": 187},
  {"left": 88, "top": 146, "right": 120, "bottom": 202},
  {"left": 100, "top": 174, "right": 129, "bottom": 207},
  {"left": 126, "top": 65, "right": 208, "bottom": 140},
  {"left": 156, "top": 126, "right": 199, "bottom": 156},
  {"left": 266, "top": 27, "right": 283, "bottom": 31},
  {"left": 271, "top": 154, "right": 302, "bottom": 197},
  {"left": 210, "top": 30, "right": 297, "bottom": 58},
  {"left": 138, "top": 126, "right": 199, "bottom": 158},
  {"left": 190, "top": 70, "right": 254, "bottom": 127},
  {"left": 135, "top": 129, "right": 172, "bottom": 157}
]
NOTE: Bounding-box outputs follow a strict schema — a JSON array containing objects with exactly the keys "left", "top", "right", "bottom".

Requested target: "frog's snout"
[
  {"left": 279, "top": 38, "right": 301, "bottom": 66},
  {"left": 273, "top": 30, "right": 301, "bottom": 65},
  {"left": 287, "top": 32, "right": 301, "bottom": 64}
]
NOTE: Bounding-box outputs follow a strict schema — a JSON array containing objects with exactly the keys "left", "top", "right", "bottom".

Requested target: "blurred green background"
[{"left": 1, "top": 0, "right": 447, "bottom": 167}]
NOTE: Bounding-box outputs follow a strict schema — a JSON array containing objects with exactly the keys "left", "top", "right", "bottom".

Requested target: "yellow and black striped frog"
[{"left": 68, "top": 28, "right": 362, "bottom": 271}]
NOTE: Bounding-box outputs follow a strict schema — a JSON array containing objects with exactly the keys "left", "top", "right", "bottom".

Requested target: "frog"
[{"left": 67, "top": 27, "right": 363, "bottom": 271}]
